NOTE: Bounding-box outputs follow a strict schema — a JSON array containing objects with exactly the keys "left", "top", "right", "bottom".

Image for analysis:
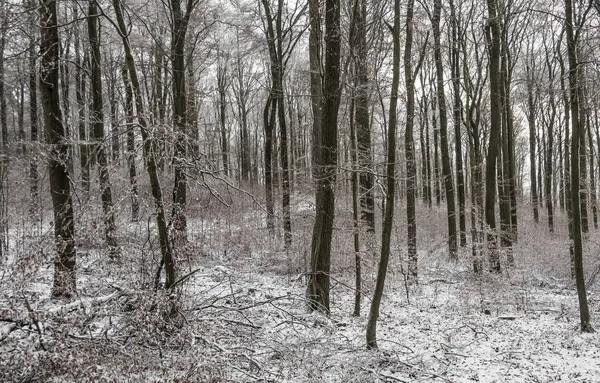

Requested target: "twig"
[{"left": 23, "top": 297, "right": 46, "bottom": 351}]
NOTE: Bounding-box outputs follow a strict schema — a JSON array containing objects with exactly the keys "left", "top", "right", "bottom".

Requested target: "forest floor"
[{"left": 1, "top": 197, "right": 600, "bottom": 382}]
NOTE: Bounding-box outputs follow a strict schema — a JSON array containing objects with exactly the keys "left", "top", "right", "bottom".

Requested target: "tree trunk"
[
  {"left": 355, "top": 0, "right": 374, "bottom": 233},
  {"left": 450, "top": 0, "right": 466, "bottom": 248},
  {"left": 87, "top": 0, "right": 119, "bottom": 258},
  {"left": 307, "top": 0, "right": 341, "bottom": 314},
  {"left": 74, "top": 12, "right": 90, "bottom": 197},
  {"left": 170, "top": 0, "right": 193, "bottom": 245},
  {"left": 526, "top": 60, "right": 539, "bottom": 223},
  {"left": 433, "top": 0, "right": 457, "bottom": 259},
  {"left": 40, "top": 0, "right": 77, "bottom": 297},
  {"left": 366, "top": 0, "right": 399, "bottom": 349},
  {"left": 587, "top": 114, "right": 597, "bottom": 229},
  {"left": 485, "top": 0, "right": 502, "bottom": 273},
  {"left": 28, "top": 0, "right": 39, "bottom": 219},
  {"left": 565, "top": 0, "right": 593, "bottom": 332},
  {"left": 112, "top": 0, "right": 175, "bottom": 288},
  {"left": 308, "top": 0, "right": 322, "bottom": 178},
  {"left": 122, "top": 66, "right": 139, "bottom": 222},
  {"left": 404, "top": 0, "right": 422, "bottom": 280},
  {"left": 350, "top": 98, "right": 361, "bottom": 317}
]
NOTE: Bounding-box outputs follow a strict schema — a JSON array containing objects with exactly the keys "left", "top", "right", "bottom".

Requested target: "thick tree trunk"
[
  {"left": 485, "top": 0, "right": 502, "bottom": 273},
  {"left": 308, "top": 0, "right": 322, "bottom": 177},
  {"left": 565, "top": 0, "right": 593, "bottom": 332},
  {"left": 307, "top": 0, "right": 341, "bottom": 314},
  {"left": 40, "top": 0, "right": 77, "bottom": 297},
  {"left": 170, "top": 0, "right": 192, "bottom": 245}
]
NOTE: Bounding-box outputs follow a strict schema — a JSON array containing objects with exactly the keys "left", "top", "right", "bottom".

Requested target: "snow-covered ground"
[{"left": 1, "top": 199, "right": 599, "bottom": 382}]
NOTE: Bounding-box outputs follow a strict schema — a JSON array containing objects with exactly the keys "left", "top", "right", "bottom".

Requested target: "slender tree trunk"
[
  {"left": 350, "top": 98, "right": 361, "bottom": 317},
  {"left": 366, "top": 0, "right": 399, "bottom": 349},
  {"left": 433, "top": 0, "right": 457, "bottom": 259},
  {"left": 432, "top": 93, "right": 441, "bottom": 207},
  {"left": 122, "top": 66, "right": 139, "bottom": 222},
  {"left": 526, "top": 61, "right": 539, "bottom": 223},
  {"left": 113, "top": 0, "right": 175, "bottom": 288},
  {"left": 578, "top": 80, "right": 588, "bottom": 234},
  {"left": 74, "top": 15, "right": 90, "bottom": 197},
  {"left": 40, "top": 0, "right": 77, "bottom": 297},
  {"left": 264, "top": 95, "right": 276, "bottom": 232},
  {"left": 587, "top": 115, "right": 597, "bottom": 229},
  {"left": 28, "top": 0, "right": 39, "bottom": 219},
  {"left": 87, "top": 1, "right": 119, "bottom": 258},
  {"left": 355, "top": 0, "right": 374, "bottom": 233},
  {"left": 404, "top": 0, "right": 422, "bottom": 280},
  {"left": 450, "top": 0, "right": 466, "bottom": 248},
  {"left": 217, "top": 63, "right": 229, "bottom": 177}
]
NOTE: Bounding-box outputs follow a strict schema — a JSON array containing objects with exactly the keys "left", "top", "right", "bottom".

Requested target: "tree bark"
[
  {"left": 307, "top": 0, "right": 341, "bottom": 314},
  {"left": 450, "top": 0, "right": 466, "bottom": 248},
  {"left": 88, "top": 0, "right": 119, "bottom": 258},
  {"left": 565, "top": 0, "right": 593, "bottom": 332},
  {"left": 526, "top": 59, "right": 539, "bottom": 223},
  {"left": 170, "top": 0, "right": 194, "bottom": 245},
  {"left": 40, "top": 0, "right": 77, "bottom": 297},
  {"left": 433, "top": 0, "right": 457, "bottom": 259},
  {"left": 485, "top": 0, "right": 502, "bottom": 273},
  {"left": 28, "top": 0, "right": 39, "bottom": 219},
  {"left": 112, "top": 0, "right": 175, "bottom": 288},
  {"left": 366, "top": 0, "right": 399, "bottom": 349}
]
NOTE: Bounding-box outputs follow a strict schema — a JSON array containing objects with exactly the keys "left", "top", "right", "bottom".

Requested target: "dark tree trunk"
[
  {"left": 587, "top": 114, "right": 597, "bottom": 229},
  {"left": 28, "top": 0, "right": 39, "bottom": 219},
  {"left": 307, "top": 0, "right": 341, "bottom": 314},
  {"left": 40, "top": 0, "right": 77, "bottom": 297},
  {"left": 122, "top": 66, "right": 139, "bottom": 222},
  {"left": 308, "top": 0, "right": 322, "bottom": 177},
  {"left": 113, "top": 0, "right": 175, "bottom": 288},
  {"left": 578, "top": 79, "right": 588, "bottom": 234},
  {"left": 565, "top": 0, "right": 593, "bottom": 332},
  {"left": 217, "top": 62, "right": 229, "bottom": 177},
  {"left": 87, "top": 0, "right": 119, "bottom": 258},
  {"left": 355, "top": 0, "right": 374, "bottom": 233},
  {"left": 170, "top": 0, "right": 194, "bottom": 245},
  {"left": 432, "top": 93, "right": 441, "bottom": 206},
  {"left": 264, "top": 95, "right": 276, "bottom": 232},
  {"left": 450, "top": 0, "right": 466, "bottom": 248},
  {"left": 526, "top": 61, "right": 539, "bottom": 223},
  {"left": 350, "top": 98, "right": 360, "bottom": 317},
  {"left": 485, "top": 0, "right": 502, "bottom": 273},
  {"left": 433, "top": 0, "right": 457, "bottom": 259},
  {"left": 74, "top": 12, "right": 90, "bottom": 197},
  {"left": 366, "top": 0, "right": 399, "bottom": 349}
]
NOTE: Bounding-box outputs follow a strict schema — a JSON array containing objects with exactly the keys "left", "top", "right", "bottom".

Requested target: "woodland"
[{"left": 1, "top": 0, "right": 600, "bottom": 381}]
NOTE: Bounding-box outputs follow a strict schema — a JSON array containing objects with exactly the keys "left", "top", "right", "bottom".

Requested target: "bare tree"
[
  {"left": 307, "top": 0, "right": 341, "bottom": 313},
  {"left": 366, "top": 0, "right": 400, "bottom": 349},
  {"left": 40, "top": 0, "right": 77, "bottom": 297}
]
